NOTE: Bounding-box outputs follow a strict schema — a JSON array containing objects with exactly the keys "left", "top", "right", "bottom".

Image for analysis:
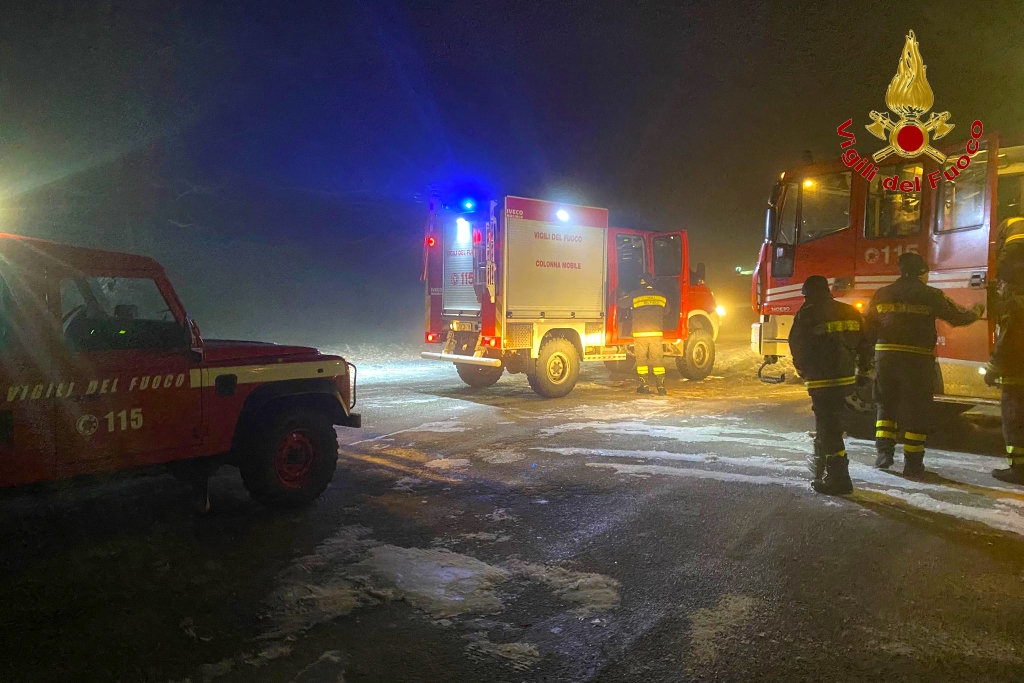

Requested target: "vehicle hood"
[{"left": 202, "top": 339, "right": 324, "bottom": 363}]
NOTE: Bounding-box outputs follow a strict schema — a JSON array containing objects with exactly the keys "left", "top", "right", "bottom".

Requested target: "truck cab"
[
  {"left": 752, "top": 132, "right": 1024, "bottom": 402},
  {"left": 0, "top": 234, "right": 359, "bottom": 506}
]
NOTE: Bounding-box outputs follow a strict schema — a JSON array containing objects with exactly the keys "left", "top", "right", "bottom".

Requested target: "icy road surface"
[{"left": 1, "top": 336, "right": 1022, "bottom": 682}]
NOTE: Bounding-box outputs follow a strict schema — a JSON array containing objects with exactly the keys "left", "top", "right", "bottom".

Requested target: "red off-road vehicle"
[{"left": 0, "top": 234, "right": 360, "bottom": 507}]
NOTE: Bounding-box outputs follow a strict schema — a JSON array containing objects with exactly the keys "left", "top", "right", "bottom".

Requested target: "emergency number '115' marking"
[
  {"left": 865, "top": 244, "right": 918, "bottom": 265},
  {"left": 103, "top": 409, "right": 143, "bottom": 432}
]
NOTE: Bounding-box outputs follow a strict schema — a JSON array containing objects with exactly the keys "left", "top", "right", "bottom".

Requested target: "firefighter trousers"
[
  {"left": 810, "top": 386, "right": 849, "bottom": 459},
  {"left": 634, "top": 335, "right": 665, "bottom": 386},
  {"left": 1002, "top": 386, "right": 1024, "bottom": 467},
  {"left": 874, "top": 352, "right": 934, "bottom": 458}
]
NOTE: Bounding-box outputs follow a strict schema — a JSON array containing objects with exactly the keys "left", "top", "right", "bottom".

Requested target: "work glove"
[
  {"left": 984, "top": 364, "right": 1000, "bottom": 387},
  {"left": 972, "top": 303, "right": 986, "bottom": 317}
]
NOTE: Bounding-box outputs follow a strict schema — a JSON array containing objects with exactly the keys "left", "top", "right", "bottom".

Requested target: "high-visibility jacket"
[
  {"left": 789, "top": 295, "right": 872, "bottom": 389},
  {"left": 628, "top": 285, "right": 666, "bottom": 337},
  {"left": 991, "top": 293, "right": 1024, "bottom": 385},
  {"left": 998, "top": 217, "right": 1024, "bottom": 288},
  {"left": 864, "top": 275, "right": 978, "bottom": 356}
]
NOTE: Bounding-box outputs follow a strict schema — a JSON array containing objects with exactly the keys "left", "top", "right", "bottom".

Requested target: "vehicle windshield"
[{"left": 60, "top": 276, "right": 184, "bottom": 352}]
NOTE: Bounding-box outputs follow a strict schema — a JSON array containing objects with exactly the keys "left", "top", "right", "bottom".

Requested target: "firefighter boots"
[
  {"left": 874, "top": 450, "right": 895, "bottom": 470},
  {"left": 655, "top": 376, "right": 667, "bottom": 396},
  {"left": 811, "top": 454, "right": 853, "bottom": 495},
  {"left": 993, "top": 463, "right": 1024, "bottom": 485},
  {"left": 636, "top": 383, "right": 650, "bottom": 395},
  {"left": 903, "top": 451, "right": 926, "bottom": 478},
  {"left": 808, "top": 442, "right": 826, "bottom": 483}
]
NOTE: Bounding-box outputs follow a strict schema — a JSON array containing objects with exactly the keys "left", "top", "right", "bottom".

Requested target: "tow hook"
[{"left": 758, "top": 356, "right": 786, "bottom": 384}]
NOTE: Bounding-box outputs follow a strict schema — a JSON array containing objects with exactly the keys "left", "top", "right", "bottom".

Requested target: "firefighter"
[
  {"left": 985, "top": 217, "right": 1024, "bottom": 484},
  {"left": 789, "top": 275, "right": 873, "bottom": 494},
  {"left": 865, "top": 252, "right": 984, "bottom": 477},
  {"left": 629, "top": 274, "right": 668, "bottom": 395}
]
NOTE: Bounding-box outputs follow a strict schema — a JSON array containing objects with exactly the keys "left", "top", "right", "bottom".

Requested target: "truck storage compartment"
[{"left": 504, "top": 214, "right": 607, "bottom": 319}]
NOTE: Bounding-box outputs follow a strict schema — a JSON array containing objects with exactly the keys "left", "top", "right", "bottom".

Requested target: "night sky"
[{"left": 2, "top": 1, "right": 1023, "bottom": 339}]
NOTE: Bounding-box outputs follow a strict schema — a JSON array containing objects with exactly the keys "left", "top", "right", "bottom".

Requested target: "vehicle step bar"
[{"left": 421, "top": 352, "right": 502, "bottom": 367}]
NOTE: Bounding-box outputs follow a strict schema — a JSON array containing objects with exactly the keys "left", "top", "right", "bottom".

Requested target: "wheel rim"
[
  {"left": 547, "top": 351, "right": 570, "bottom": 384},
  {"left": 692, "top": 341, "right": 710, "bottom": 368},
  {"left": 274, "top": 429, "right": 317, "bottom": 489}
]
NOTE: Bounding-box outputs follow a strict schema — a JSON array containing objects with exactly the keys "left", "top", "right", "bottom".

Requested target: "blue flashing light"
[
  {"left": 463, "top": 199, "right": 475, "bottom": 211},
  {"left": 556, "top": 209, "right": 570, "bottom": 222}
]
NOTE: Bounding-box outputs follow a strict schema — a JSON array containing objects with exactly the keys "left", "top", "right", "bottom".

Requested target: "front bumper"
[
  {"left": 751, "top": 316, "right": 793, "bottom": 357},
  {"left": 337, "top": 412, "right": 362, "bottom": 428},
  {"left": 335, "top": 361, "right": 360, "bottom": 428}
]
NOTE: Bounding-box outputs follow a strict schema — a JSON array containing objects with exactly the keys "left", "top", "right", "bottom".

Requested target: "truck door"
[
  {"left": 927, "top": 136, "right": 996, "bottom": 364},
  {"left": 54, "top": 273, "right": 202, "bottom": 475},
  {"left": 0, "top": 271, "right": 55, "bottom": 487},
  {"left": 765, "top": 170, "right": 857, "bottom": 313},
  {"left": 856, "top": 162, "right": 927, "bottom": 308},
  {"left": 607, "top": 229, "right": 647, "bottom": 342},
  {"left": 649, "top": 232, "right": 688, "bottom": 341}
]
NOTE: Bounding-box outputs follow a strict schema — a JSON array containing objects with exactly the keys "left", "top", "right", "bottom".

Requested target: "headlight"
[{"left": 715, "top": 305, "right": 727, "bottom": 317}]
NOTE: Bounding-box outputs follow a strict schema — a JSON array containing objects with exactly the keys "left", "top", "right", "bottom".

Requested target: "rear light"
[
  {"left": 426, "top": 332, "right": 439, "bottom": 343},
  {"left": 482, "top": 336, "right": 501, "bottom": 348},
  {"left": 472, "top": 229, "right": 482, "bottom": 245},
  {"left": 426, "top": 236, "right": 436, "bottom": 247}
]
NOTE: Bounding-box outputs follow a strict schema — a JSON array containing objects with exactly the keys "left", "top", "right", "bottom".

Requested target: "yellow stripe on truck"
[{"left": 200, "top": 360, "right": 347, "bottom": 389}]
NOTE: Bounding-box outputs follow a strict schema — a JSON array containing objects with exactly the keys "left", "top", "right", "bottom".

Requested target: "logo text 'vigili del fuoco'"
[{"left": 836, "top": 30, "right": 983, "bottom": 191}]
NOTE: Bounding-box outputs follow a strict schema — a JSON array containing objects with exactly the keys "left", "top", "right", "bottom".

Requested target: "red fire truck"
[
  {"left": 422, "top": 195, "right": 722, "bottom": 397},
  {"left": 751, "top": 131, "right": 1024, "bottom": 404},
  {"left": 0, "top": 235, "right": 360, "bottom": 507}
]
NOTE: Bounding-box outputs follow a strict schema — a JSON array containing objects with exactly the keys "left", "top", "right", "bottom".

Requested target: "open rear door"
[{"left": 649, "top": 232, "right": 688, "bottom": 341}]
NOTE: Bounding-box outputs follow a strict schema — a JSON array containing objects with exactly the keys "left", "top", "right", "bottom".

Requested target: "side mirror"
[
  {"left": 694, "top": 262, "right": 707, "bottom": 284},
  {"left": 765, "top": 205, "right": 777, "bottom": 241},
  {"left": 772, "top": 244, "right": 796, "bottom": 279},
  {"left": 186, "top": 316, "right": 204, "bottom": 360}
]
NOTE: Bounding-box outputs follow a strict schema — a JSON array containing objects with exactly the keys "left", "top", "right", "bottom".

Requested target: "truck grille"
[{"left": 505, "top": 323, "right": 533, "bottom": 349}]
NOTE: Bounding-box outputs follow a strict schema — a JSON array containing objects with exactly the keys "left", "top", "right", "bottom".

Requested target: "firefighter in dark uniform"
[
  {"left": 789, "top": 275, "right": 873, "bottom": 494},
  {"left": 629, "top": 274, "right": 668, "bottom": 395},
  {"left": 985, "top": 217, "right": 1024, "bottom": 484},
  {"left": 865, "top": 252, "right": 983, "bottom": 477}
]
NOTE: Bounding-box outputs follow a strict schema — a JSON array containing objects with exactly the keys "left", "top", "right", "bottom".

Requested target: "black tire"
[
  {"left": 527, "top": 337, "right": 580, "bottom": 398},
  {"left": 456, "top": 363, "right": 503, "bottom": 389},
  {"left": 677, "top": 329, "right": 715, "bottom": 380},
  {"left": 240, "top": 407, "right": 338, "bottom": 508}
]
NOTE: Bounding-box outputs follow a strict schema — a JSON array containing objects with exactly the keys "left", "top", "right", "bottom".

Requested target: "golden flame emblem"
[{"left": 866, "top": 30, "right": 953, "bottom": 163}]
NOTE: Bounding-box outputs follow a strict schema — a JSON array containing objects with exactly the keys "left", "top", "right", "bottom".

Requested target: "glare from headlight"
[{"left": 715, "top": 305, "right": 727, "bottom": 317}]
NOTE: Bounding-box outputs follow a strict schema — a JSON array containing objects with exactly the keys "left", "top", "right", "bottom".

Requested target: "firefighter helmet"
[
  {"left": 801, "top": 275, "right": 831, "bottom": 299},
  {"left": 898, "top": 252, "right": 929, "bottom": 277}
]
